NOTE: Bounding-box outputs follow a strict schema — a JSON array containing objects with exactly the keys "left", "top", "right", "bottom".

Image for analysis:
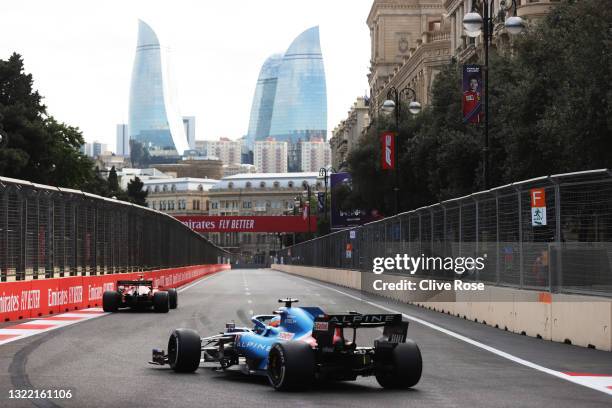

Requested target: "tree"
[
  {"left": 127, "top": 176, "right": 148, "bottom": 206},
  {"left": 0, "top": 53, "right": 97, "bottom": 188},
  {"left": 107, "top": 166, "right": 119, "bottom": 193},
  {"left": 345, "top": 0, "right": 611, "bottom": 214}
]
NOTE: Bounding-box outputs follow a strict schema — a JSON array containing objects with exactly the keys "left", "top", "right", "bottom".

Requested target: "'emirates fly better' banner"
[{"left": 174, "top": 215, "right": 317, "bottom": 233}]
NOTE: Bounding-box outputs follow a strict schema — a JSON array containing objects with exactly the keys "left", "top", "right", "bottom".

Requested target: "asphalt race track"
[{"left": 1, "top": 268, "right": 611, "bottom": 407}]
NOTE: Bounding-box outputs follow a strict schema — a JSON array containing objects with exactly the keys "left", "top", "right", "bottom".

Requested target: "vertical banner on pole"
[
  {"left": 380, "top": 131, "right": 396, "bottom": 170},
  {"left": 317, "top": 192, "right": 325, "bottom": 214},
  {"left": 462, "top": 64, "right": 483, "bottom": 124}
]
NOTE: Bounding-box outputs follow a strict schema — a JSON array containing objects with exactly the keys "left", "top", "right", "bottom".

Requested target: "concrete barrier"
[{"left": 271, "top": 264, "right": 612, "bottom": 351}]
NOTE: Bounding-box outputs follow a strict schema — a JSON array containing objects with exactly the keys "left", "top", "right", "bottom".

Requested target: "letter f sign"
[{"left": 381, "top": 132, "right": 395, "bottom": 170}]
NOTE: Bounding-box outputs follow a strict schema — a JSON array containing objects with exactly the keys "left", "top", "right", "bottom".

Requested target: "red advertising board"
[
  {"left": 174, "top": 215, "right": 317, "bottom": 233},
  {"left": 0, "top": 264, "right": 229, "bottom": 322},
  {"left": 380, "top": 132, "right": 396, "bottom": 170}
]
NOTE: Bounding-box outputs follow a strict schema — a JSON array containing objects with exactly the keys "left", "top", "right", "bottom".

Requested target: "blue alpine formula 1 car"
[{"left": 150, "top": 298, "right": 422, "bottom": 390}]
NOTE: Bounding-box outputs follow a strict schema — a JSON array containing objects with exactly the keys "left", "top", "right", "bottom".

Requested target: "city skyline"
[{"left": 0, "top": 0, "right": 372, "bottom": 151}]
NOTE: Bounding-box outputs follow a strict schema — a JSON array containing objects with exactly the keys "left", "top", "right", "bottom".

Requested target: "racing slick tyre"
[
  {"left": 375, "top": 340, "right": 422, "bottom": 389},
  {"left": 168, "top": 328, "right": 201, "bottom": 373},
  {"left": 267, "top": 341, "right": 315, "bottom": 391},
  {"left": 102, "top": 291, "right": 121, "bottom": 313},
  {"left": 168, "top": 288, "right": 178, "bottom": 309},
  {"left": 153, "top": 291, "right": 170, "bottom": 313}
]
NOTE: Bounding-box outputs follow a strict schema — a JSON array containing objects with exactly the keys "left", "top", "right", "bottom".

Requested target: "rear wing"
[
  {"left": 315, "top": 313, "right": 402, "bottom": 328},
  {"left": 117, "top": 280, "right": 153, "bottom": 286},
  {"left": 313, "top": 313, "right": 408, "bottom": 346}
]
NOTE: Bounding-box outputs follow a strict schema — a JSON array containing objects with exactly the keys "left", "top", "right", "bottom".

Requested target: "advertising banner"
[
  {"left": 317, "top": 192, "right": 325, "bottom": 213},
  {"left": 0, "top": 264, "right": 229, "bottom": 322},
  {"left": 330, "top": 173, "right": 381, "bottom": 230},
  {"left": 380, "top": 131, "right": 396, "bottom": 170},
  {"left": 462, "top": 64, "right": 483, "bottom": 124},
  {"left": 174, "top": 215, "right": 317, "bottom": 233}
]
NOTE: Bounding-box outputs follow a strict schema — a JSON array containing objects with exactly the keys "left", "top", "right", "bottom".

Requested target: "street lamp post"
[
  {"left": 381, "top": 87, "right": 421, "bottom": 215},
  {"left": 463, "top": 0, "right": 524, "bottom": 189}
]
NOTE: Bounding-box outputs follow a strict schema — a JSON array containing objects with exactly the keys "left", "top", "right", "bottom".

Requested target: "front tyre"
[
  {"left": 102, "top": 291, "right": 121, "bottom": 313},
  {"left": 375, "top": 340, "right": 422, "bottom": 389},
  {"left": 153, "top": 291, "right": 169, "bottom": 313},
  {"left": 168, "top": 288, "right": 178, "bottom": 309},
  {"left": 267, "top": 341, "right": 315, "bottom": 391},
  {"left": 168, "top": 328, "right": 201, "bottom": 373}
]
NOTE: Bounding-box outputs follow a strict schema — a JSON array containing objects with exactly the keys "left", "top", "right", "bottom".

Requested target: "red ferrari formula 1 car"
[{"left": 102, "top": 276, "right": 178, "bottom": 313}]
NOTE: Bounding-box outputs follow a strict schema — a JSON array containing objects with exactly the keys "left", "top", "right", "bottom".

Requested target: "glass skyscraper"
[
  {"left": 128, "top": 20, "right": 187, "bottom": 158},
  {"left": 268, "top": 26, "right": 327, "bottom": 171},
  {"left": 245, "top": 53, "right": 283, "bottom": 151}
]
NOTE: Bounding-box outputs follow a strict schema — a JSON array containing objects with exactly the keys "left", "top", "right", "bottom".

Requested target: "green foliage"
[
  {"left": 346, "top": 0, "right": 611, "bottom": 215},
  {"left": 107, "top": 166, "right": 119, "bottom": 193},
  {"left": 0, "top": 53, "right": 99, "bottom": 188},
  {"left": 127, "top": 176, "right": 148, "bottom": 206}
]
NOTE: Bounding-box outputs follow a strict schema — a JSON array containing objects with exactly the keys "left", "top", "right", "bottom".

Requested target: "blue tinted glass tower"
[
  {"left": 128, "top": 20, "right": 187, "bottom": 159},
  {"left": 246, "top": 53, "right": 283, "bottom": 151},
  {"left": 269, "top": 26, "right": 327, "bottom": 171}
]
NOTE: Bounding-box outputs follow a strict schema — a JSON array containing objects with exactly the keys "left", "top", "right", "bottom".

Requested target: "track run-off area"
[{"left": 0, "top": 268, "right": 611, "bottom": 408}]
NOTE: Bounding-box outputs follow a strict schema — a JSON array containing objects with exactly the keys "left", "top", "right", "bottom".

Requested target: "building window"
[
  {"left": 163, "top": 185, "right": 168, "bottom": 192},
  {"left": 154, "top": 186, "right": 160, "bottom": 193},
  {"left": 260, "top": 181, "right": 266, "bottom": 188},
  {"left": 302, "top": 180, "right": 309, "bottom": 189},
  {"left": 152, "top": 201, "right": 157, "bottom": 210},
  {"left": 228, "top": 182, "right": 234, "bottom": 189},
  {"left": 288, "top": 181, "right": 294, "bottom": 188},
  {"left": 273, "top": 181, "right": 280, "bottom": 188},
  {"left": 171, "top": 185, "right": 176, "bottom": 192},
  {"left": 198, "top": 184, "right": 203, "bottom": 191},
  {"left": 246, "top": 181, "right": 252, "bottom": 188}
]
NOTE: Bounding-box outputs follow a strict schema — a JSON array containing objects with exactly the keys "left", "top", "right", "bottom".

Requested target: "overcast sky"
[{"left": 0, "top": 0, "right": 373, "bottom": 150}]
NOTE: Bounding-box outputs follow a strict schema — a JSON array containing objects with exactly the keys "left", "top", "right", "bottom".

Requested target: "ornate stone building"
[
  {"left": 445, "top": 0, "right": 556, "bottom": 64},
  {"left": 367, "top": 0, "right": 449, "bottom": 112},
  {"left": 330, "top": 97, "right": 371, "bottom": 171}
]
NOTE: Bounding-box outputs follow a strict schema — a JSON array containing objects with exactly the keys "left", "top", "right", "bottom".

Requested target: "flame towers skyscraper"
[{"left": 128, "top": 20, "right": 188, "bottom": 159}]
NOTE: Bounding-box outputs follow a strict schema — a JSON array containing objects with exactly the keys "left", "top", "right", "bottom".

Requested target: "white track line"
[
  {"left": 177, "top": 273, "right": 219, "bottom": 293},
  {"left": 288, "top": 274, "right": 612, "bottom": 397}
]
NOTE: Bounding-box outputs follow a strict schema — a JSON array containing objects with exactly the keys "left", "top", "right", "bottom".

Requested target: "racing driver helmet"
[{"left": 269, "top": 315, "right": 281, "bottom": 327}]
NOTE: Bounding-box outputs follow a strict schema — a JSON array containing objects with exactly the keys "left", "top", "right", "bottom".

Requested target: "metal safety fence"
[
  {"left": 0, "top": 177, "right": 229, "bottom": 282},
  {"left": 279, "top": 169, "right": 612, "bottom": 297}
]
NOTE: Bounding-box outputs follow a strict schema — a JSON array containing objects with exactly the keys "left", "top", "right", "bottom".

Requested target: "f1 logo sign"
[{"left": 380, "top": 132, "right": 395, "bottom": 170}]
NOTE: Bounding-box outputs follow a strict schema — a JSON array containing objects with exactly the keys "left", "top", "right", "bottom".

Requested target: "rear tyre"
[
  {"left": 168, "top": 328, "right": 201, "bottom": 373},
  {"left": 102, "top": 291, "right": 120, "bottom": 313},
  {"left": 267, "top": 341, "right": 315, "bottom": 391},
  {"left": 168, "top": 288, "right": 178, "bottom": 309},
  {"left": 375, "top": 340, "right": 422, "bottom": 389},
  {"left": 153, "top": 291, "right": 169, "bottom": 313}
]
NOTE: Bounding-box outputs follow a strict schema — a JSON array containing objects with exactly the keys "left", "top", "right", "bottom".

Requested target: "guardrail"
[
  {"left": 279, "top": 169, "right": 612, "bottom": 297},
  {"left": 0, "top": 176, "right": 230, "bottom": 282}
]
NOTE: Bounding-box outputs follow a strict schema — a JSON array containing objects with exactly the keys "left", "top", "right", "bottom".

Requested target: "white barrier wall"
[{"left": 271, "top": 264, "right": 612, "bottom": 351}]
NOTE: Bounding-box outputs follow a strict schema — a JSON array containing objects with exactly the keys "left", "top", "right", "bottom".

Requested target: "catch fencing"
[
  {"left": 279, "top": 169, "right": 612, "bottom": 297},
  {"left": 0, "top": 176, "right": 229, "bottom": 282}
]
